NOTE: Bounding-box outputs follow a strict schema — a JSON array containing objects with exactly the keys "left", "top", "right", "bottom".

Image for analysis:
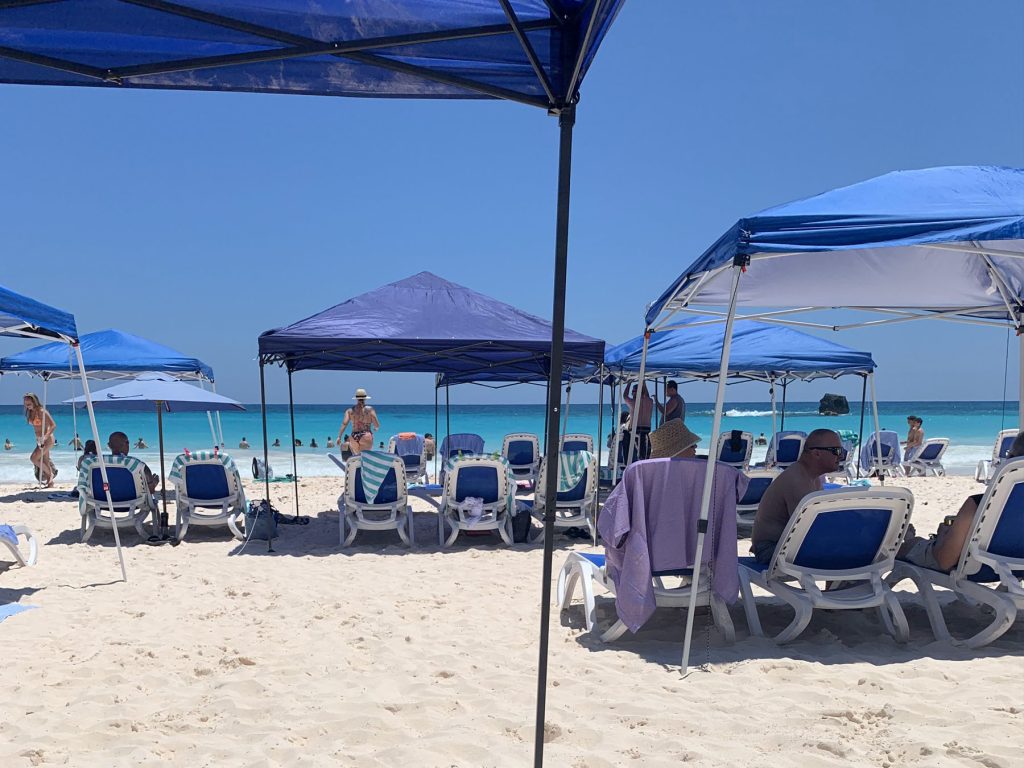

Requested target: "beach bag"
[
  {"left": 512, "top": 501, "right": 533, "bottom": 543},
  {"left": 252, "top": 457, "right": 274, "bottom": 480},
  {"left": 244, "top": 499, "right": 278, "bottom": 540}
]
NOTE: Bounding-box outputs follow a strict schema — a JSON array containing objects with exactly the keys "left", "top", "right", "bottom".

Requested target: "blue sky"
[{"left": 1, "top": 0, "right": 1022, "bottom": 406}]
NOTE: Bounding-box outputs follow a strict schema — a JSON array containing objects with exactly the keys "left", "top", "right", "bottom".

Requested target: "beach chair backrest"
[
  {"left": 345, "top": 455, "right": 406, "bottom": 506},
  {"left": 183, "top": 463, "right": 231, "bottom": 500},
  {"left": 389, "top": 433, "right": 424, "bottom": 457},
  {"left": 502, "top": 433, "right": 538, "bottom": 467},
  {"left": 861, "top": 431, "right": 900, "bottom": 469},
  {"left": 916, "top": 438, "right": 948, "bottom": 462},
  {"left": 717, "top": 431, "right": 753, "bottom": 468},
  {"left": 536, "top": 452, "right": 598, "bottom": 505},
  {"left": 90, "top": 464, "right": 142, "bottom": 504},
  {"left": 958, "top": 457, "right": 1024, "bottom": 583},
  {"left": 440, "top": 433, "right": 485, "bottom": 461},
  {"left": 771, "top": 487, "right": 913, "bottom": 580},
  {"left": 995, "top": 429, "right": 1017, "bottom": 461},
  {"left": 738, "top": 469, "right": 779, "bottom": 508},
  {"left": 561, "top": 433, "right": 594, "bottom": 453},
  {"left": 771, "top": 431, "right": 806, "bottom": 465},
  {"left": 446, "top": 458, "right": 505, "bottom": 505}
]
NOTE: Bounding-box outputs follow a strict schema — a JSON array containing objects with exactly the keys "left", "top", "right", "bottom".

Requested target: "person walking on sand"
[
  {"left": 338, "top": 388, "right": 380, "bottom": 447},
  {"left": 24, "top": 393, "right": 57, "bottom": 487}
]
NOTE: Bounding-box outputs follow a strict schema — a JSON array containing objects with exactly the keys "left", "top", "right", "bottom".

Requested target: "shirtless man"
[
  {"left": 338, "top": 388, "right": 380, "bottom": 448},
  {"left": 108, "top": 431, "right": 160, "bottom": 494},
  {"left": 751, "top": 428, "right": 846, "bottom": 564}
]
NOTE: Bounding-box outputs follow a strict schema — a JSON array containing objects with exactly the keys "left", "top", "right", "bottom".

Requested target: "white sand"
[{"left": 0, "top": 475, "right": 1021, "bottom": 767}]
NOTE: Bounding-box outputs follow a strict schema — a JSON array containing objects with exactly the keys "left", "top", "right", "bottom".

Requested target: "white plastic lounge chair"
[
  {"left": 976, "top": 429, "right": 1017, "bottom": 484},
  {"left": 904, "top": 437, "right": 949, "bottom": 477},
  {"left": 556, "top": 554, "right": 735, "bottom": 642},
  {"left": 840, "top": 438, "right": 858, "bottom": 482},
  {"left": 561, "top": 433, "right": 594, "bottom": 453},
  {"left": 533, "top": 451, "right": 599, "bottom": 540},
  {"left": 78, "top": 455, "right": 154, "bottom": 542},
  {"left": 502, "top": 432, "right": 540, "bottom": 486},
  {"left": 717, "top": 430, "right": 753, "bottom": 471},
  {"left": 441, "top": 456, "right": 512, "bottom": 547},
  {"left": 169, "top": 451, "right": 246, "bottom": 541},
  {"left": 736, "top": 469, "right": 780, "bottom": 531},
  {"left": 766, "top": 431, "right": 806, "bottom": 470},
  {"left": 738, "top": 487, "right": 913, "bottom": 644},
  {"left": 340, "top": 454, "right": 413, "bottom": 547},
  {"left": 0, "top": 524, "right": 38, "bottom": 567},
  {"left": 438, "top": 433, "right": 485, "bottom": 486},
  {"left": 887, "top": 457, "right": 1024, "bottom": 648},
  {"left": 388, "top": 433, "right": 428, "bottom": 484},
  {"left": 860, "top": 431, "right": 904, "bottom": 478}
]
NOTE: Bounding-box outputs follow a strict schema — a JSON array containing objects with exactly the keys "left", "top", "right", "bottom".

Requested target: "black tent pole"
[
  {"left": 259, "top": 359, "right": 271, "bottom": 501},
  {"left": 434, "top": 377, "right": 439, "bottom": 482},
  {"left": 287, "top": 366, "right": 300, "bottom": 516},
  {"left": 857, "top": 374, "right": 868, "bottom": 479},
  {"left": 445, "top": 385, "right": 451, "bottom": 458},
  {"left": 780, "top": 381, "right": 788, "bottom": 431},
  {"left": 533, "top": 103, "right": 574, "bottom": 768}
]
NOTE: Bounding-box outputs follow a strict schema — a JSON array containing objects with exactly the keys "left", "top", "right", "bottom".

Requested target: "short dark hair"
[
  {"left": 109, "top": 431, "right": 128, "bottom": 443},
  {"left": 666, "top": 380, "right": 678, "bottom": 390}
]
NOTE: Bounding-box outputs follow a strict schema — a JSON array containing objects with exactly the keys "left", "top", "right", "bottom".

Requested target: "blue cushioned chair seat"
[
  {"left": 988, "top": 483, "right": 1024, "bottom": 559},
  {"left": 739, "top": 477, "right": 773, "bottom": 506},
  {"left": 557, "top": 470, "right": 588, "bottom": 502},
  {"left": 506, "top": 441, "right": 535, "bottom": 466},
  {"left": 738, "top": 556, "right": 769, "bottom": 573},
  {"left": 562, "top": 440, "right": 588, "bottom": 453},
  {"left": 92, "top": 466, "right": 137, "bottom": 503},
  {"left": 793, "top": 508, "right": 892, "bottom": 570},
  {"left": 580, "top": 552, "right": 605, "bottom": 567},
  {"left": 918, "top": 444, "right": 942, "bottom": 460},
  {"left": 777, "top": 441, "right": 801, "bottom": 463}
]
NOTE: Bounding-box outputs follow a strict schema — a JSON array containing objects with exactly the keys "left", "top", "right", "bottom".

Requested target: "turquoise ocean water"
[{"left": 0, "top": 401, "right": 1015, "bottom": 483}]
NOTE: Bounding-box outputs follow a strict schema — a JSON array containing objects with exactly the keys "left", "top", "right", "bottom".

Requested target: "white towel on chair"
[{"left": 464, "top": 496, "right": 484, "bottom": 524}]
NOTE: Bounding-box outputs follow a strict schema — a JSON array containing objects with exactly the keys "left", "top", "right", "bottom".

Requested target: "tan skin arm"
[{"left": 338, "top": 409, "right": 351, "bottom": 443}]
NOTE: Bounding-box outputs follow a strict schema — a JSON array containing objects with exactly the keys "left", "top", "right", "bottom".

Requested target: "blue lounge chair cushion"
[
  {"left": 506, "top": 440, "right": 535, "bottom": 466},
  {"left": 776, "top": 439, "right": 801, "bottom": 463},
  {"left": 184, "top": 464, "right": 230, "bottom": 501},
  {"left": 739, "top": 476, "right": 773, "bottom": 506},
  {"left": 578, "top": 550, "right": 691, "bottom": 578},
  {"left": 998, "top": 435, "right": 1015, "bottom": 459},
  {"left": 401, "top": 454, "right": 421, "bottom": 471},
  {"left": 738, "top": 556, "right": 769, "bottom": 573},
  {"left": 455, "top": 466, "right": 499, "bottom": 504},
  {"left": 353, "top": 466, "right": 399, "bottom": 504},
  {"left": 918, "top": 443, "right": 942, "bottom": 461},
  {"left": 719, "top": 434, "right": 749, "bottom": 464},
  {"left": 91, "top": 466, "right": 138, "bottom": 504},
  {"left": 793, "top": 508, "right": 892, "bottom": 570},
  {"left": 0, "top": 524, "right": 17, "bottom": 546},
  {"left": 580, "top": 552, "right": 605, "bottom": 568},
  {"left": 562, "top": 440, "right": 588, "bottom": 453},
  {"left": 557, "top": 468, "right": 588, "bottom": 502}
]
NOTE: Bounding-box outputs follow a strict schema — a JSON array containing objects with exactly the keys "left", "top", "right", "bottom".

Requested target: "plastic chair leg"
[
  {"left": 710, "top": 594, "right": 736, "bottom": 644},
  {"left": 738, "top": 568, "right": 764, "bottom": 637},
  {"left": 959, "top": 582, "right": 1019, "bottom": 648},
  {"left": 771, "top": 589, "right": 814, "bottom": 644}
]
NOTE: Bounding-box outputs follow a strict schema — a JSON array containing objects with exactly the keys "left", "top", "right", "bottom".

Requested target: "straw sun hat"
[
  {"left": 353, "top": 388, "right": 371, "bottom": 400},
  {"left": 649, "top": 420, "right": 701, "bottom": 459}
]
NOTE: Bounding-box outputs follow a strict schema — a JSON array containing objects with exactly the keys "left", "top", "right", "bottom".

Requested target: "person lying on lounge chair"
[
  {"left": 899, "top": 431, "right": 1024, "bottom": 571},
  {"left": 751, "top": 429, "right": 845, "bottom": 565}
]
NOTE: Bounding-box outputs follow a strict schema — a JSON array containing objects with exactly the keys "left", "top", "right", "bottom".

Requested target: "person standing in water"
[
  {"left": 24, "top": 393, "right": 57, "bottom": 487},
  {"left": 338, "top": 388, "right": 380, "bottom": 448}
]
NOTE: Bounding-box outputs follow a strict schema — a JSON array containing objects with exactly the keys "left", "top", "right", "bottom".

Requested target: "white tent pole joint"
[{"left": 681, "top": 257, "right": 746, "bottom": 675}]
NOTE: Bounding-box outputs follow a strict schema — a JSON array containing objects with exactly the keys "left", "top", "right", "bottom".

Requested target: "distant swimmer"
[
  {"left": 327, "top": 437, "right": 335, "bottom": 449},
  {"left": 239, "top": 437, "right": 251, "bottom": 449},
  {"left": 272, "top": 438, "right": 281, "bottom": 447},
  {"left": 756, "top": 432, "right": 768, "bottom": 446},
  {"left": 4, "top": 438, "right": 12, "bottom": 451},
  {"left": 310, "top": 438, "right": 319, "bottom": 448},
  {"left": 135, "top": 437, "right": 148, "bottom": 450},
  {"left": 69, "top": 434, "right": 83, "bottom": 450},
  {"left": 294, "top": 438, "right": 302, "bottom": 447}
]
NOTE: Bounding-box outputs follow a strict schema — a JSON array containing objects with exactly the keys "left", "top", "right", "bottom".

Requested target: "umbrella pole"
[
  {"left": 780, "top": 381, "right": 788, "bottom": 431},
  {"left": 157, "top": 402, "right": 168, "bottom": 535},
  {"left": 433, "top": 377, "right": 439, "bottom": 482},
  {"left": 287, "top": 367, "right": 300, "bottom": 517},
  {"left": 534, "top": 104, "right": 574, "bottom": 768}
]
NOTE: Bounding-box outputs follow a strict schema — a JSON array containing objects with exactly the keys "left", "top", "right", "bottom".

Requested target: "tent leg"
[
  {"left": 1018, "top": 331, "right": 1023, "bottom": 429},
  {"left": 534, "top": 104, "right": 574, "bottom": 768},
  {"left": 681, "top": 260, "right": 744, "bottom": 676},
  {"left": 611, "top": 379, "right": 623, "bottom": 481},
  {"left": 434, "top": 377, "right": 439, "bottom": 482},
  {"left": 560, "top": 383, "right": 572, "bottom": 448},
  {"left": 287, "top": 368, "right": 300, "bottom": 517},
  {"left": 780, "top": 381, "right": 788, "bottom": 431},
  {"left": 857, "top": 374, "right": 868, "bottom": 479},
  {"left": 258, "top": 359, "right": 271, "bottom": 502},
  {"left": 445, "top": 385, "right": 451, "bottom": 456},
  {"left": 769, "top": 377, "right": 777, "bottom": 444},
  {"left": 212, "top": 382, "right": 225, "bottom": 447},
  {"left": 624, "top": 334, "right": 652, "bottom": 467},
  {"left": 594, "top": 368, "right": 604, "bottom": 545},
  {"left": 73, "top": 343, "right": 127, "bottom": 582},
  {"left": 157, "top": 403, "right": 167, "bottom": 535},
  {"left": 869, "top": 372, "right": 884, "bottom": 485}
]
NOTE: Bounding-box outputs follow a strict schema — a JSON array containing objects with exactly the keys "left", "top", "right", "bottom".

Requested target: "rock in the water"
[{"left": 819, "top": 393, "right": 850, "bottom": 415}]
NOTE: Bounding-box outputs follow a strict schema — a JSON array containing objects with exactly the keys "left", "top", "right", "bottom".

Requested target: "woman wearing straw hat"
[
  {"left": 337, "top": 388, "right": 380, "bottom": 451},
  {"left": 648, "top": 419, "right": 702, "bottom": 460}
]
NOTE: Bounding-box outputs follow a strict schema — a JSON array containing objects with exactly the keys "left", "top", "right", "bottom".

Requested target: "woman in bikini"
[
  {"left": 24, "top": 393, "right": 57, "bottom": 487},
  {"left": 337, "top": 388, "right": 380, "bottom": 450}
]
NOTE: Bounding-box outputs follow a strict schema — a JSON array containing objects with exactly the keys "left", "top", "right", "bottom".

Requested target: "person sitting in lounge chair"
[
  {"left": 751, "top": 429, "right": 845, "bottom": 564},
  {"left": 108, "top": 431, "right": 159, "bottom": 494},
  {"left": 76, "top": 440, "right": 97, "bottom": 472},
  {"left": 899, "top": 431, "right": 1024, "bottom": 572}
]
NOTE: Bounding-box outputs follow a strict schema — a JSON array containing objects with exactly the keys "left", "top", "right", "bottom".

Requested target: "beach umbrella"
[{"left": 67, "top": 373, "right": 245, "bottom": 535}]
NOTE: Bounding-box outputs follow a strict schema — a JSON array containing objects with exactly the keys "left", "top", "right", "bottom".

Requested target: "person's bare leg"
[{"left": 932, "top": 498, "right": 979, "bottom": 571}]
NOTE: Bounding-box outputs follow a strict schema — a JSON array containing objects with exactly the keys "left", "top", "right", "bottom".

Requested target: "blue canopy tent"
[
  {"left": 639, "top": 165, "right": 1024, "bottom": 674},
  {"left": 0, "top": 283, "right": 128, "bottom": 581},
  {"left": 258, "top": 270, "right": 606, "bottom": 508},
  {"left": 0, "top": 329, "right": 223, "bottom": 448},
  {"left": 0, "top": 4, "right": 627, "bottom": 759}
]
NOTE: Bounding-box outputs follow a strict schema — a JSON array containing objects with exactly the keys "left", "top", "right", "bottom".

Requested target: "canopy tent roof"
[
  {"left": 0, "top": 328, "right": 214, "bottom": 381},
  {"left": 258, "top": 271, "right": 605, "bottom": 379},
  {"left": 0, "top": 282, "right": 77, "bottom": 341},
  {"left": 647, "top": 166, "right": 1024, "bottom": 329},
  {"left": 0, "top": 0, "right": 624, "bottom": 110},
  {"left": 604, "top": 320, "right": 876, "bottom": 383}
]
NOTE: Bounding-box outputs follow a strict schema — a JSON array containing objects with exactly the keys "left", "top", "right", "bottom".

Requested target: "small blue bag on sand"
[{"left": 244, "top": 500, "right": 278, "bottom": 540}]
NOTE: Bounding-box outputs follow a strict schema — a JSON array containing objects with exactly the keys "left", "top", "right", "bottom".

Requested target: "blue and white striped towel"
[
  {"left": 359, "top": 451, "right": 395, "bottom": 503},
  {"left": 557, "top": 450, "right": 593, "bottom": 492}
]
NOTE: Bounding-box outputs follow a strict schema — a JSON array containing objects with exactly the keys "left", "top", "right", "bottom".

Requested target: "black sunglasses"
[{"left": 808, "top": 446, "right": 847, "bottom": 458}]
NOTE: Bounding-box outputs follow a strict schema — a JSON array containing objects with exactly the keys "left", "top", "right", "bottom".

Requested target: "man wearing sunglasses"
[{"left": 752, "top": 429, "right": 845, "bottom": 565}]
